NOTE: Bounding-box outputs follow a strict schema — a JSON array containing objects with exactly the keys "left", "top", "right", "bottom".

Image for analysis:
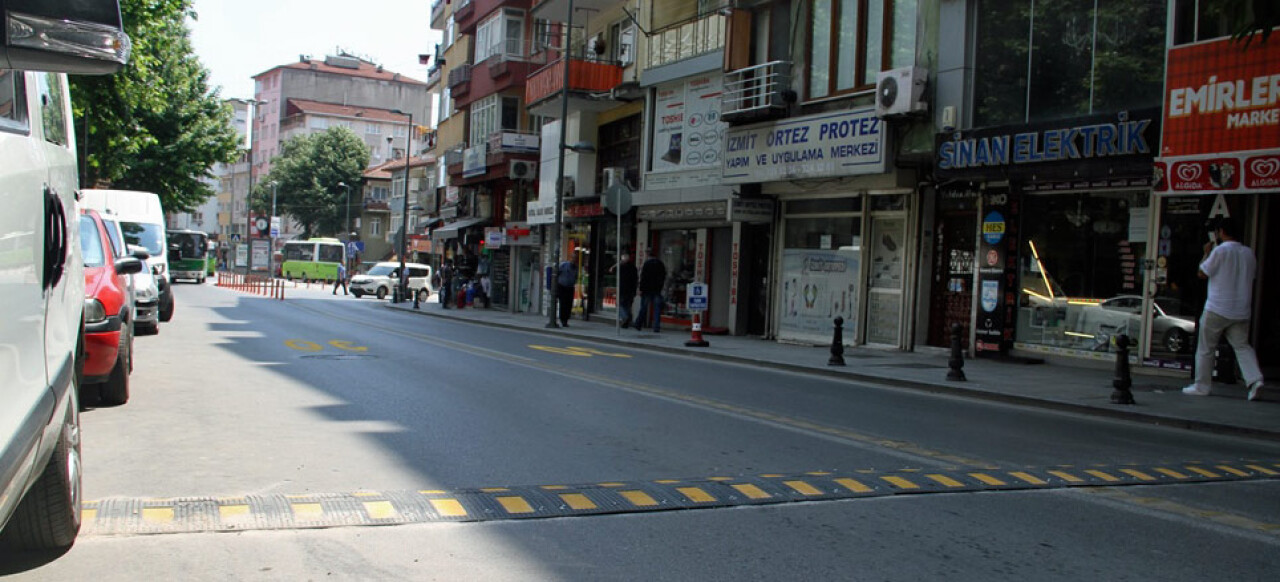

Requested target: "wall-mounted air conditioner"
[
  {"left": 602, "top": 167, "right": 626, "bottom": 189},
  {"left": 509, "top": 160, "right": 537, "bottom": 180},
  {"left": 875, "top": 66, "right": 928, "bottom": 118}
]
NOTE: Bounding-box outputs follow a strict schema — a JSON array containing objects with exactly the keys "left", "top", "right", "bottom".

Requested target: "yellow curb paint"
[
  {"left": 835, "top": 478, "right": 873, "bottom": 493},
  {"left": 970, "top": 473, "right": 1007, "bottom": 486},
  {"left": 708, "top": 477, "right": 733, "bottom": 481},
  {"left": 620, "top": 490, "right": 659, "bottom": 507},
  {"left": 678, "top": 487, "right": 717, "bottom": 503},
  {"left": 760, "top": 474, "right": 784, "bottom": 478},
  {"left": 1048, "top": 470, "right": 1084, "bottom": 483},
  {"left": 1246, "top": 465, "right": 1279, "bottom": 476},
  {"left": 1216, "top": 465, "right": 1250, "bottom": 477},
  {"left": 1085, "top": 470, "right": 1120, "bottom": 482},
  {"left": 732, "top": 484, "right": 772, "bottom": 499},
  {"left": 291, "top": 503, "right": 323, "bottom": 518},
  {"left": 1009, "top": 472, "right": 1048, "bottom": 485},
  {"left": 419, "top": 490, "right": 448, "bottom": 495},
  {"left": 481, "top": 488, "right": 511, "bottom": 493},
  {"left": 363, "top": 501, "right": 398, "bottom": 520},
  {"left": 1120, "top": 469, "right": 1156, "bottom": 481},
  {"left": 806, "top": 471, "right": 833, "bottom": 476},
  {"left": 1154, "top": 468, "right": 1189, "bottom": 479},
  {"left": 142, "top": 507, "right": 174, "bottom": 523},
  {"left": 81, "top": 508, "right": 97, "bottom": 523},
  {"left": 598, "top": 482, "right": 626, "bottom": 488},
  {"left": 560, "top": 493, "right": 597, "bottom": 510},
  {"left": 881, "top": 476, "right": 920, "bottom": 490},
  {"left": 497, "top": 496, "right": 535, "bottom": 514},
  {"left": 784, "top": 481, "right": 823, "bottom": 496},
  {"left": 541, "top": 485, "right": 569, "bottom": 490},
  {"left": 430, "top": 498, "right": 467, "bottom": 517},
  {"left": 1185, "top": 466, "right": 1221, "bottom": 478},
  {"left": 655, "top": 480, "right": 681, "bottom": 485},
  {"left": 926, "top": 474, "right": 965, "bottom": 488},
  {"left": 219, "top": 504, "right": 250, "bottom": 520}
]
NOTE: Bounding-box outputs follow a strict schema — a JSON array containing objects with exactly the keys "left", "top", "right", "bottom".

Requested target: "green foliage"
[
  {"left": 70, "top": 0, "right": 241, "bottom": 214},
  {"left": 257, "top": 127, "right": 370, "bottom": 238}
]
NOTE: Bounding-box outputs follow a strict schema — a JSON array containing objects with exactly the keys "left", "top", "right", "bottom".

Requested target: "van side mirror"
[
  {"left": 0, "top": 0, "right": 131, "bottom": 75},
  {"left": 113, "top": 255, "right": 143, "bottom": 276},
  {"left": 127, "top": 244, "right": 150, "bottom": 260}
]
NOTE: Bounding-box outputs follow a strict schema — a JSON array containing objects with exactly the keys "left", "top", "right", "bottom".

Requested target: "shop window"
[
  {"left": 974, "top": 0, "right": 1167, "bottom": 126},
  {"left": 1015, "top": 191, "right": 1151, "bottom": 355},
  {"left": 658, "top": 230, "right": 699, "bottom": 321},
  {"left": 597, "top": 114, "right": 641, "bottom": 189},
  {"left": 779, "top": 198, "right": 863, "bottom": 344}
]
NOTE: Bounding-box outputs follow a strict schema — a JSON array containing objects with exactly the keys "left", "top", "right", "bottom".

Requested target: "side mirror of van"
[
  {"left": 0, "top": 0, "right": 131, "bottom": 74},
  {"left": 113, "top": 255, "right": 144, "bottom": 276},
  {"left": 128, "top": 244, "right": 150, "bottom": 261}
]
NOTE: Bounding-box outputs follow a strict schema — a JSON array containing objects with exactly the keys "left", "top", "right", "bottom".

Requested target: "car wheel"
[
  {"left": 0, "top": 389, "right": 82, "bottom": 549},
  {"left": 136, "top": 321, "right": 159, "bottom": 336},
  {"left": 159, "top": 296, "right": 174, "bottom": 323},
  {"left": 352, "top": 291, "right": 364, "bottom": 298},
  {"left": 376, "top": 287, "right": 387, "bottom": 300},
  {"left": 1164, "top": 328, "right": 1189, "bottom": 353},
  {"left": 100, "top": 333, "right": 130, "bottom": 406}
]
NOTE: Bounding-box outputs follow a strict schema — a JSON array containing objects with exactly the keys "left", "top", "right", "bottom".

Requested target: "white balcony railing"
[
  {"left": 645, "top": 11, "right": 725, "bottom": 70},
  {"left": 723, "top": 60, "right": 793, "bottom": 118}
]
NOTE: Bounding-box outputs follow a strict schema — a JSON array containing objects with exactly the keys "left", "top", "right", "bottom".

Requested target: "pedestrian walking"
[
  {"left": 634, "top": 250, "right": 666, "bottom": 332},
  {"left": 332, "top": 262, "right": 348, "bottom": 295},
  {"left": 439, "top": 261, "right": 453, "bottom": 309},
  {"left": 1183, "top": 218, "right": 1266, "bottom": 401},
  {"left": 556, "top": 258, "right": 577, "bottom": 327},
  {"left": 614, "top": 253, "right": 638, "bottom": 329}
]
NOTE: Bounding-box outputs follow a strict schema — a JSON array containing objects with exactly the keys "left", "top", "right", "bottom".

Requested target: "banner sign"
[
  {"left": 463, "top": 144, "right": 487, "bottom": 178},
  {"left": 652, "top": 74, "right": 726, "bottom": 174},
  {"left": 723, "top": 108, "right": 886, "bottom": 183}
]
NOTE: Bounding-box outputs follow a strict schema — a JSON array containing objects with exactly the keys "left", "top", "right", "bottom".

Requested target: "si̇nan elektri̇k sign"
[{"left": 1155, "top": 32, "right": 1280, "bottom": 195}]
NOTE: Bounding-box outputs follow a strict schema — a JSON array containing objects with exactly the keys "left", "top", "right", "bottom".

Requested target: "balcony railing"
[
  {"left": 426, "top": 65, "right": 443, "bottom": 88},
  {"left": 646, "top": 11, "right": 725, "bottom": 70},
  {"left": 525, "top": 57, "right": 623, "bottom": 105},
  {"left": 430, "top": 0, "right": 446, "bottom": 23},
  {"left": 722, "top": 61, "right": 793, "bottom": 122},
  {"left": 447, "top": 64, "right": 472, "bottom": 92}
]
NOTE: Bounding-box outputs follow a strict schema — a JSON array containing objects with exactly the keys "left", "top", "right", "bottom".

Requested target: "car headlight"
[
  {"left": 84, "top": 298, "right": 107, "bottom": 324},
  {"left": 136, "top": 285, "right": 158, "bottom": 301}
]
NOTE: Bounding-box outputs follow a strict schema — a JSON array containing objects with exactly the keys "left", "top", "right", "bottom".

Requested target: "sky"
[{"left": 188, "top": 0, "right": 443, "bottom": 102}]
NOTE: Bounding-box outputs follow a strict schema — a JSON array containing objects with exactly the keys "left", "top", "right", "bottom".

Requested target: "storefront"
[
  {"left": 934, "top": 108, "right": 1163, "bottom": 362},
  {"left": 1151, "top": 33, "right": 1280, "bottom": 376}
]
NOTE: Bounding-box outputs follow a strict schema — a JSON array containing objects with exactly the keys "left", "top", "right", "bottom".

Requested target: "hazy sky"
[{"left": 188, "top": 0, "right": 443, "bottom": 101}]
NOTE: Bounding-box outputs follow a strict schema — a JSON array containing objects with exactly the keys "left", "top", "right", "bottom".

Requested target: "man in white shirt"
[{"left": 1184, "top": 218, "right": 1265, "bottom": 401}]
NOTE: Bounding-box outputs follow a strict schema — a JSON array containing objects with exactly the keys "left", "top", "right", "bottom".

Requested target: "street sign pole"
[{"left": 604, "top": 182, "right": 632, "bottom": 337}]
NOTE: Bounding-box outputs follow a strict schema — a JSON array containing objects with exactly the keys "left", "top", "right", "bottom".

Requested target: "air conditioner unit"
[
  {"left": 509, "top": 159, "right": 537, "bottom": 181},
  {"left": 875, "top": 66, "right": 928, "bottom": 118},
  {"left": 602, "top": 167, "right": 626, "bottom": 188}
]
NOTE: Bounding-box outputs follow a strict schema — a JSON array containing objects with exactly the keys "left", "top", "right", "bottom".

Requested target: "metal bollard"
[
  {"left": 1111, "top": 334, "right": 1136, "bottom": 404},
  {"left": 947, "top": 323, "right": 966, "bottom": 381},
  {"left": 413, "top": 289, "right": 420, "bottom": 309},
  {"left": 828, "top": 317, "right": 846, "bottom": 366}
]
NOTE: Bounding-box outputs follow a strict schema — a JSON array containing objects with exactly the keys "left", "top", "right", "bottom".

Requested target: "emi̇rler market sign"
[{"left": 722, "top": 108, "right": 886, "bottom": 183}]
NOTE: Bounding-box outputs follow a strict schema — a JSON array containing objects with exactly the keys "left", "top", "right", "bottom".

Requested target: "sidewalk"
[{"left": 386, "top": 296, "right": 1280, "bottom": 441}]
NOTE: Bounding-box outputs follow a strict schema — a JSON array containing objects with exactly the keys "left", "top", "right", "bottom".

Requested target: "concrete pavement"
[{"left": 384, "top": 295, "right": 1279, "bottom": 441}]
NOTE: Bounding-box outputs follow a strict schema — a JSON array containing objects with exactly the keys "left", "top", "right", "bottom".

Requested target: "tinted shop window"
[{"left": 1015, "top": 191, "right": 1150, "bottom": 354}]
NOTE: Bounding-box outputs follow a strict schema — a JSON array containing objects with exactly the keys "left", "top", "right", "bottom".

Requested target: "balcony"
[
  {"left": 722, "top": 61, "right": 793, "bottom": 124},
  {"left": 430, "top": 0, "right": 447, "bottom": 29},
  {"left": 646, "top": 11, "right": 725, "bottom": 70},
  {"left": 447, "top": 64, "right": 472, "bottom": 95},
  {"left": 530, "top": 0, "right": 617, "bottom": 21},
  {"left": 456, "top": 0, "right": 532, "bottom": 35},
  {"left": 453, "top": 0, "right": 474, "bottom": 25},
  {"left": 426, "top": 64, "right": 443, "bottom": 89},
  {"left": 525, "top": 57, "right": 624, "bottom": 112}
]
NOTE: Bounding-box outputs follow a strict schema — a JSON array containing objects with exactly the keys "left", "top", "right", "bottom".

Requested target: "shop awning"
[{"left": 431, "top": 217, "right": 490, "bottom": 241}]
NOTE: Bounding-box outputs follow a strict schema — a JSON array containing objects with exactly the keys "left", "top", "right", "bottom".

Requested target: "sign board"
[
  {"left": 270, "top": 216, "right": 281, "bottom": 238},
  {"left": 686, "top": 282, "right": 708, "bottom": 312},
  {"left": 723, "top": 108, "right": 886, "bottom": 184},
  {"left": 728, "top": 198, "right": 774, "bottom": 223},
  {"left": 345, "top": 240, "right": 364, "bottom": 256},
  {"left": 250, "top": 239, "right": 270, "bottom": 271},
  {"left": 463, "top": 144, "right": 488, "bottom": 178},
  {"left": 652, "top": 74, "right": 726, "bottom": 174},
  {"left": 603, "top": 183, "right": 633, "bottom": 215},
  {"left": 500, "top": 131, "right": 540, "bottom": 153},
  {"left": 485, "top": 227, "right": 504, "bottom": 247},
  {"left": 527, "top": 198, "right": 555, "bottom": 225}
]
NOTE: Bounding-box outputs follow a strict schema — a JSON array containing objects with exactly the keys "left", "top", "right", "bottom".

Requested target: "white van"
[
  {"left": 81, "top": 189, "right": 175, "bottom": 323},
  {"left": 0, "top": 0, "right": 131, "bottom": 550}
]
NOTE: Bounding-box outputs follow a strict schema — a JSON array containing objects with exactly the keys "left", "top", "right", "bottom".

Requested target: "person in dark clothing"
[
  {"left": 615, "top": 253, "right": 639, "bottom": 329},
  {"left": 439, "top": 262, "right": 453, "bottom": 309},
  {"left": 634, "top": 250, "right": 666, "bottom": 332},
  {"left": 556, "top": 258, "right": 577, "bottom": 327},
  {"left": 332, "top": 262, "right": 348, "bottom": 295}
]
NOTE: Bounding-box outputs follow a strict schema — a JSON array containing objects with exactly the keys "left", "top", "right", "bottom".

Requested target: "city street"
[{"left": 3, "top": 282, "right": 1278, "bottom": 580}]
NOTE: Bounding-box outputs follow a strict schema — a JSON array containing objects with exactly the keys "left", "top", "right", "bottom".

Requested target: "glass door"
[{"left": 866, "top": 215, "right": 906, "bottom": 346}]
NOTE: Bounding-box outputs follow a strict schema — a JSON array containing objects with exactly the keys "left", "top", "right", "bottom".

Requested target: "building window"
[
  {"left": 439, "top": 87, "right": 453, "bottom": 122},
  {"left": 444, "top": 17, "right": 456, "bottom": 50},
  {"left": 309, "top": 117, "right": 328, "bottom": 130},
  {"left": 469, "top": 94, "right": 521, "bottom": 146},
  {"left": 366, "top": 123, "right": 382, "bottom": 135},
  {"left": 808, "top": 0, "right": 917, "bottom": 100},
  {"left": 371, "top": 185, "right": 389, "bottom": 201},
  {"left": 973, "top": 0, "right": 1166, "bottom": 126},
  {"left": 475, "top": 9, "right": 526, "bottom": 63},
  {"left": 370, "top": 217, "right": 382, "bottom": 236}
]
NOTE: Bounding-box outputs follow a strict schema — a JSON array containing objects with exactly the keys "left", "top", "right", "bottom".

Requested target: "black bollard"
[
  {"left": 1111, "top": 334, "right": 1136, "bottom": 404},
  {"left": 828, "top": 317, "right": 846, "bottom": 366},
  {"left": 413, "top": 289, "right": 420, "bottom": 309},
  {"left": 947, "top": 323, "right": 967, "bottom": 381}
]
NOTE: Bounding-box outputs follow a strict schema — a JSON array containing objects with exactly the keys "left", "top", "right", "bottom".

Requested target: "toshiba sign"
[{"left": 1157, "top": 34, "right": 1280, "bottom": 194}]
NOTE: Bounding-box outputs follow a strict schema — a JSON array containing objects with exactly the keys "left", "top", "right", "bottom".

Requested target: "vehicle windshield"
[
  {"left": 121, "top": 222, "right": 165, "bottom": 257},
  {"left": 80, "top": 216, "right": 106, "bottom": 267},
  {"left": 168, "top": 232, "right": 207, "bottom": 259},
  {"left": 366, "top": 265, "right": 397, "bottom": 277}
]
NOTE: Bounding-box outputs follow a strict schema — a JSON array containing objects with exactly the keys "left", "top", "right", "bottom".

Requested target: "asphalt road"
[{"left": 3, "top": 281, "right": 1278, "bottom": 580}]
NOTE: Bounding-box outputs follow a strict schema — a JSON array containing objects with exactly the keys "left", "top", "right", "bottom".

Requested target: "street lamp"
[
  {"left": 548, "top": 0, "right": 579, "bottom": 329},
  {"left": 391, "top": 109, "right": 414, "bottom": 303},
  {"left": 267, "top": 180, "right": 278, "bottom": 278},
  {"left": 337, "top": 181, "right": 352, "bottom": 240},
  {"left": 233, "top": 97, "right": 268, "bottom": 273}
]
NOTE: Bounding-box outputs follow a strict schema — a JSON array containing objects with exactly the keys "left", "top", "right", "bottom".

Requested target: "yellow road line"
[
  {"left": 970, "top": 473, "right": 1006, "bottom": 486},
  {"left": 1246, "top": 464, "right": 1279, "bottom": 476},
  {"left": 1216, "top": 465, "right": 1250, "bottom": 477},
  {"left": 142, "top": 507, "right": 174, "bottom": 523},
  {"left": 1048, "top": 470, "right": 1084, "bottom": 483},
  {"left": 1120, "top": 469, "right": 1157, "bottom": 482},
  {"left": 430, "top": 498, "right": 467, "bottom": 517},
  {"left": 559, "top": 493, "right": 597, "bottom": 510},
  {"left": 363, "top": 501, "right": 398, "bottom": 520},
  {"left": 835, "top": 478, "right": 873, "bottom": 493},
  {"left": 291, "top": 503, "right": 323, "bottom": 519},
  {"left": 1154, "top": 468, "right": 1189, "bottom": 480},
  {"left": 784, "top": 481, "right": 823, "bottom": 496},
  {"left": 1186, "top": 466, "right": 1221, "bottom": 478},
  {"left": 496, "top": 496, "right": 535, "bottom": 514},
  {"left": 620, "top": 490, "right": 659, "bottom": 507},
  {"left": 881, "top": 476, "right": 920, "bottom": 490},
  {"left": 1085, "top": 470, "right": 1120, "bottom": 482},
  {"left": 1009, "top": 472, "right": 1047, "bottom": 485},
  {"left": 82, "top": 508, "right": 97, "bottom": 523},
  {"left": 219, "top": 504, "right": 250, "bottom": 520},
  {"left": 678, "top": 487, "right": 717, "bottom": 503},
  {"left": 927, "top": 474, "right": 966, "bottom": 488},
  {"left": 732, "top": 484, "right": 772, "bottom": 500}
]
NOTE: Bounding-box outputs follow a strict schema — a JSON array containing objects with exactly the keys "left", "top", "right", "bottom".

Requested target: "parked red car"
[{"left": 80, "top": 209, "right": 144, "bottom": 405}]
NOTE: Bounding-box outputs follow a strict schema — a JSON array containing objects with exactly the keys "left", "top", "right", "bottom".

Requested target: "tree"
[
  {"left": 70, "top": 0, "right": 241, "bottom": 214},
  {"left": 258, "top": 127, "right": 370, "bottom": 238}
]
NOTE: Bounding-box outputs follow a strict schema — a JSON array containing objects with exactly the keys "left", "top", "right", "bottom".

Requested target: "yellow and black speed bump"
[{"left": 81, "top": 460, "right": 1280, "bottom": 536}]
